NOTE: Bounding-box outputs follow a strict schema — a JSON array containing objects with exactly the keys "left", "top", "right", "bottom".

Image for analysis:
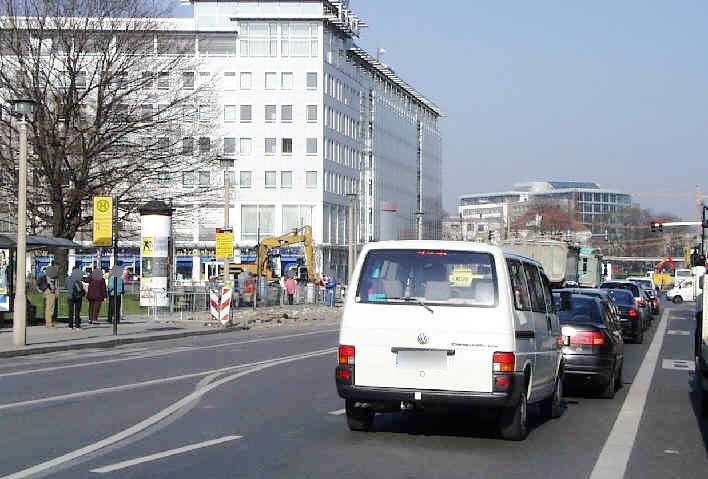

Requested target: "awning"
[{"left": 0, "top": 233, "right": 83, "bottom": 250}]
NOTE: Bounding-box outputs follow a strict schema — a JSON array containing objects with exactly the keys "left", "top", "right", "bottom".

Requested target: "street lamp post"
[
  {"left": 415, "top": 211, "right": 424, "bottom": 240},
  {"left": 11, "top": 98, "right": 36, "bottom": 347},
  {"left": 346, "top": 193, "right": 357, "bottom": 282}
]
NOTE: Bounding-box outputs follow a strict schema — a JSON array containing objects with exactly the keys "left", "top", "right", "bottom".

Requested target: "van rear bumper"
[{"left": 336, "top": 373, "right": 525, "bottom": 408}]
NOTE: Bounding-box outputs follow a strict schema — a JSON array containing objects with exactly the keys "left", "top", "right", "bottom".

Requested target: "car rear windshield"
[
  {"left": 355, "top": 249, "right": 497, "bottom": 306},
  {"left": 607, "top": 289, "right": 635, "bottom": 306},
  {"left": 601, "top": 282, "right": 639, "bottom": 297},
  {"left": 553, "top": 294, "right": 603, "bottom": 324}
]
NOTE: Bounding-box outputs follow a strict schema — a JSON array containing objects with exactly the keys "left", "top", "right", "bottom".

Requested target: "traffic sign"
[
  {"left": 93, "top": 196, "right": 113, "bottom": 247},
  {"left": 216, "top": 229, "right": 234, "bottom": 259}
]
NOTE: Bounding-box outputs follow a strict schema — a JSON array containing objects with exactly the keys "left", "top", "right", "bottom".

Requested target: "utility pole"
[
  {"left": 222, "top": 170, "right": 230, "bottom": 287},
  {"left": 346, "top": 194, "right": 357, "bottom": 282}
]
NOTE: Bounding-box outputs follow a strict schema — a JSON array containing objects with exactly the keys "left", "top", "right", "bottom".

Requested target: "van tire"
[
  {"left": 541, "top": 373, "right": 563, "bottom": 419},
  {"left": 673, "top": 296, "right": 683, "bottom": 304},
  {"left": 345, "top": 400, "right": 375, "bottom": 431},
  {"left": 499, "top": 393, "right": 528, "bottom": 440}
]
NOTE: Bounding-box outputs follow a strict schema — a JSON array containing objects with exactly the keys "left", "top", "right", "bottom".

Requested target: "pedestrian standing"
[
  {"left": 65, "top": 267, "right": 85, "bottom": 330},
  {"left": 318, "top": 275, "right": 327, "bottom": 304},
  {"left": 326, "top": 275, "right": 337, "bottom": 307},
  {"left": 107, "top": 268, "right": 124, "bottom": 324},
  {"left": 87, "top": 269, "right": 107, "bottom": 324},
  {"left": 43, "top": 265, "right": 59, "bottom": 328},
  {"left": 285, "top": 275, "right": 297, "bottom": 305}
]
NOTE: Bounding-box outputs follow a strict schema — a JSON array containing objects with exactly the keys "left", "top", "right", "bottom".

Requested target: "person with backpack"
[
  {"left": 65, "top": 267, "right": 85, "bottom": 330},
  {"left": 87, "top": 269, "right": 107, "bottom": 325}
]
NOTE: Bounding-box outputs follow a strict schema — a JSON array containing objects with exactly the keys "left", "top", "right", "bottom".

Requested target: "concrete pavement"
[{"left": 0, "top": 304, "right": 341, "bottom": 358}]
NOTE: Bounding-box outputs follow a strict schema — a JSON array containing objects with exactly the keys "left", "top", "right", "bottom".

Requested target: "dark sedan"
[
  {"left": 607, "top": 288, "right": 644, "bottom": 343},
  {"left": 553, "top": 292, "right": 624, "bottom": 398}
]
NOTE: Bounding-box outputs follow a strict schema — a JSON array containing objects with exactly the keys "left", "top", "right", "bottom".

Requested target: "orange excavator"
[{"left": 653, "top": 257, "right": 676, "bottom": 291}]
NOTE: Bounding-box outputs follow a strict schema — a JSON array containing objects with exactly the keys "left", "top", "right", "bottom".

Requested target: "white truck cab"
[
  {"left": 335, "top": 240, "right": 563, "bottom": 440},
  {"left": 667, "top": 267, "right": 705, "bottom": 304}
]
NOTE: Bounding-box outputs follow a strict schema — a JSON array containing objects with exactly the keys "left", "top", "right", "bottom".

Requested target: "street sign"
[
  {"left": 216, "top": 228, "right": 234, "bottom": 259},
  {"left": 93, "top": 196, "right": 113, "bottom": 247}
]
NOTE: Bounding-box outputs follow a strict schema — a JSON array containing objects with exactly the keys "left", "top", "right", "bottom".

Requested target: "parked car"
[
  {"left": 607, "top": 288, "right": 645, "bottom": 343},
  {"left": 552, "top": 291, "right": 624, "bottom": 398},
  {"left": 600, "top": 280, "right": 649, "bottom": 331},
  {"left": 335, "top": 240, "right": 564, "bottom": 441}
]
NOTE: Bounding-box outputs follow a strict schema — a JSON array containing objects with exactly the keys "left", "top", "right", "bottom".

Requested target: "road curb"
[{"left": 0, "top": 325, "right": 248, "bottom": 359}]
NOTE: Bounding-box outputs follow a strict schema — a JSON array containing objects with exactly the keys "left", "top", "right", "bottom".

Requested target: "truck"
[
  {"left": 695, "top": 269, "right": 708, "bottom": 415},
  {"left": 665, "top": 268, "right": 703, "bottom": 304},
  {"left": 501, "top": 239, "right": 580, "bottom": 288}
]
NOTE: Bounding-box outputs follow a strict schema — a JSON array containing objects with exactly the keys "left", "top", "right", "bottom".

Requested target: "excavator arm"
[{"left": 254, "top": 225, "right": 315, "bottom": 282}]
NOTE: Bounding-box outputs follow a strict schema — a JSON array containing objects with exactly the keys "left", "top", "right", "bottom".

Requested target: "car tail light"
[
  {"left": 338, "top": 345, "right": 355, "bottom": 365},
  {"left": 569, "top": 331, "right": 606, "bottom": 345},
  {"left": 637, "top": 298, "right": 646, "bottom": 307},
  {"left": 493, "top": 352, "right": 515, "bottom": 372},
  {"left": 628, "top": 308, "right": 638, "bottom": 318}
]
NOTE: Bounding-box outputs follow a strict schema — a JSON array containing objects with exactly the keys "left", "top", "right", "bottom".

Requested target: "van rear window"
[{"left": 355, "top": 249, "right": 497, "bottom": 307}]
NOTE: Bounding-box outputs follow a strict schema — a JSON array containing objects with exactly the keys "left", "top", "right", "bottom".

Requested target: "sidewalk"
[{"left": 0, "top": 304, "right": 341, "bottom": 358}]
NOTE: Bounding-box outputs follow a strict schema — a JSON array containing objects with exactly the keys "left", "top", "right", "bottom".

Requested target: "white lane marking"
[
  {"left": 666, "top": 330, "right": 691, "bottom": 336},
  {"left": 0, "top": 329, "right": 338, "bottom": 379},
  {"left": 328, "top": 409, "right": 346, "bottom": 416},
  {"left": 0, "top": 347, "right": 335, "bottom": 479},
  {"left": 90, "top": 435, "right": 243, "bottom": 473},
  {"left": 589, "top": 308, "right": 669, "bottom": 479},
  {"left": 0, "top": 348, "right": 337, "bottom": 412},
  {"left": 661, "top": 359, "right": 695, "bottom": 371}
]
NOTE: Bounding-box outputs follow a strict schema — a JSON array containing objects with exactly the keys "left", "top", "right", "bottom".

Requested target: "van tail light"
[
  {"left": 338, "top": 345, "right": 355, "bottom": 365},
  {"left": 637, "top": 299, "right": 646, "bottom": 307},
  {"left": 493, "top": 352, "right": 515, "bottom": 373},
  {"left": 569, "top": 331, "right": 606, "bottom": 346},
  {"left": 628, "top": 308, "right": 638, "bottom": 318}
]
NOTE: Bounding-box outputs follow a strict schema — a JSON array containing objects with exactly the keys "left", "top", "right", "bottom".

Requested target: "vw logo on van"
[{"left": 417, "top": 332, "right": 429, "bottom": 345}]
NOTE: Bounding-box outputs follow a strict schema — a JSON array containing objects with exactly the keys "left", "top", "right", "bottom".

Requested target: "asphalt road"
[{"left": 0, "top": 304, "right": 705, "bottom": 479}]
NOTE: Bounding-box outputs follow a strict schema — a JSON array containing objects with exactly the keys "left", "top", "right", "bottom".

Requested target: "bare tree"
[{"left": 0, "top": 0, "right": 216, "bottom": 263}]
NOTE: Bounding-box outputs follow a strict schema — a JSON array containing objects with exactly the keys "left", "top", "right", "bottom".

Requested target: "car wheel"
[
  {"left": 499, "top": 391, "right": 529, "bottom": 440},
  {"left": 541, "top": 372, "right": 563, "bottom": 419},
  {"left": 673, "top": 296, "right": 683, "bottom": 304},
  {"left": 615, "top": 363, "right": 623, "bottom": 390},
  {"left": 600, "top": 364, "right": 617, "bottom": 399},
  {"left": 345, "top": 400, "right": 375, "bottom": 431},
  {"left": 635, "top": 327, "right": 644, "bottom": 344}
]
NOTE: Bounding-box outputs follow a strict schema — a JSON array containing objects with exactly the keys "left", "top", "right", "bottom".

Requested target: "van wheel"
[
  {"left": 345, "top": 400, "right": 375, "bottom": 431},
  {"left": 499, "top": 393, "right": 528, "bottom": 440},
  {"left": 673, "top": 296, "right": 683, "bottom": 304},
  {"left": 600, "top": 364, "right": 617, "bottom": 399},
  {"left": 541, "top": 373, "right": 563, "bottom": 419}
]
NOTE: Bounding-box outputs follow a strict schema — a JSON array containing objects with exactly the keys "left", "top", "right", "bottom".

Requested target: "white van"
[{"left": 335, "top": 240, "right": 563, "bottom": 440}]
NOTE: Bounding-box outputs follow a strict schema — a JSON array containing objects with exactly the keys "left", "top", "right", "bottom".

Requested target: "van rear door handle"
[{"left": 515, "top": 330, "right": 535, "bottom": 339}]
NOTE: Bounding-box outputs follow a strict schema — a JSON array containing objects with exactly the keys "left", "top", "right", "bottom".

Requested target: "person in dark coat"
[
  {"left": 65, "top": 267, "right": 85, "bottom": 330},
  {"left": 87, "top": 269, "right": 107, "bottom": 325}
]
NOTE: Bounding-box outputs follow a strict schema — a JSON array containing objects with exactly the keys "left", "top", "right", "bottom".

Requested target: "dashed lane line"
[{"left": 90, "top": 435, "right": 243, "bottom": 473}]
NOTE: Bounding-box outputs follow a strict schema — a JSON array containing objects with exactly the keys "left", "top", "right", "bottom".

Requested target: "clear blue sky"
[{"left": 174, "top": 1, "right": 708, "bottom": 221}]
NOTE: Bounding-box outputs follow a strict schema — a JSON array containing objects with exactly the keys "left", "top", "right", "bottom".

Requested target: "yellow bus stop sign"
[{"left": 93, "top": 196, "right": 113, "bottom": 247}]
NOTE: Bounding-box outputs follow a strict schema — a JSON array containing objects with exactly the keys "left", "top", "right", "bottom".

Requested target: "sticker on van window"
[{"left": 416, "top": 250, "right": 448, "bottom": 256}]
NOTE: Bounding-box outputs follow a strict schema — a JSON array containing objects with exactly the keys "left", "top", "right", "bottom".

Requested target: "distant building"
[{"left": 457, "top": 181, "right": 632, "bottom": 236}]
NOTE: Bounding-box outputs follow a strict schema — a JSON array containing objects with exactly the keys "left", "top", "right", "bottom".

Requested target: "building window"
[
  {"left": 306, "top": 105, "right": 317, "bottom": 122},
  {"left": 182, "top": 137, "right": 193, "bottom": 155},
  {"left": 157, "top": 71, "right": 169, "bottom": 89},
  {"left": 265, "top": 171, "right": 276, "bottom": 188},
  {"left": 306, "top": 138, "right": 317, "bottom": 154},
  {"left": 198, "top": 104, "right": 210, "bottom": 122},
  {"left": 265, "top": 104, "right": 276, "bottom": 122},
  {"left": 305, "top": 171, "right": 317, "bottom": 188},
  {"left": 281, "top": 72, "right": 293, "bottom": 89},
  {"left": 141, "top": 71, "right": 153, "bottom": 89},
  {"left": 240, "top": 138, "right": 252, "bottom": 155},
  {"left": 182, "top": 171, "right": 195, "bottom": 187},
  {"left": 198, "top": 171, "right": 210, "bottom": 187},
  {"left": 265, "top": 72, "right": 278, "bottom": 89},
  {"left": 198, "top": 136, "right": 210, "bottom": 152},
  {"left": 240, "top": 72, "right": 252, "bottom": 89},
  {"left": 157, "top": 136, "right": 170, "bottom": 152},
  {"left": 281, "top": 105, "right": 293, "bottom": 122},
  {"left": 306, "top": 72, "right": 317, "bottom": 89},
  {"left": 223, "top": 71, "right": 237, "bottom": 90},
  {"left": 239, "top": 22, "right": 277, "bottom": 58},
  {"left": 183, "top": 105, "right": 196, "bottom": 122},
  {"left": 198, "top": 71, "right": 211, "bottom": 88},
  {"left": 240, "top": 105, "right": 252, "bottom": 122},
  {"left": 140, "top": 104, "right": 153, "bottom": 121},
  {"left": 265, "top": 137, "right": 276, "bottom": 154},
  {"left": 240, "top": 171, "right": 252, "bottom": 188},
  {"left": 224, "top": 170, "right": 236, "bottom": 186},
  {"left": 223, "top": 137, "right": 236, "bottom": 155},
  {"left": 281, "top": 22, "right": 318, "bottom": 58},
  {"left": 224, "top": 105, "right": 237, "bottom": 122},
  {"left": 281, "top": 171, "right": 292, "bottom": 188},
  {"left": 282, "top": 138, "right": 293, "bottom": 154},
  {"left": 182, "top": 71, "right": 195, "bottom": 90}
]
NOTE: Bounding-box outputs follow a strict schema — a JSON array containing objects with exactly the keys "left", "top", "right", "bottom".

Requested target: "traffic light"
[
  {"left": 650, "top": 221, "right": 656, "bottom": 232},
  {"left": 658, "top": 221, "right": 663, "bottom": 232},
  {"left": 650, "top": 221, "right": 663, "bottom": 232}
]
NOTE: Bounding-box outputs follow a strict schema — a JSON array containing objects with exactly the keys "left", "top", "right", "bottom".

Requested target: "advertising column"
[{"left": 139, "top": 201, "right": 173, "bottom": 308}]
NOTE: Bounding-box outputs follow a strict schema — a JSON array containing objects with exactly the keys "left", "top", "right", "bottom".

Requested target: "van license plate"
[{"left": 396, "top": 350, "right": 448, "bottom": 370}]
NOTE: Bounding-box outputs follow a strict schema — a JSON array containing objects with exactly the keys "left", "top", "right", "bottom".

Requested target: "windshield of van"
[{"left": 355, "top": 249, "right": 497, "bottom": 307}]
